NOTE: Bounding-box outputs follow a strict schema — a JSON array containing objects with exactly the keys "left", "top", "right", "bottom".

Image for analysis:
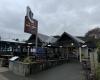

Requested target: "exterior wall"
[
  {"left": 9, "top": 61, "right": 43, "bottom": 76},
  {"left": 9, "top": 61, "right": 30, "bottom": 76},
  {"left": 89, "top": 49, "right": 98, "bottom": 72},
  {"left": 81, "top": 47, "right": 88, "bottom": 58},
  {"left": 0, "top": 58, "right": 8, "bottom": 67}
]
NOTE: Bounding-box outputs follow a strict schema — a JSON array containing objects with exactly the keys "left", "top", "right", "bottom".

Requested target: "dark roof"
[
  {"left": 53, "top": 35, "right": 60, "bottom": 39},
  {"left": 28, "top": 32, "right": 85, "bottom": 47},
  {"left": 57, "top": 32, "right": 85, "bottom": 44},
  {"left": 77, "top": 36, "right": 97, "bottom": 48},
  {"left": 28, "top": 33, "right": 57, "bottom": 43},
  {"left": 76, "top": 36, "right": 86, "bottom": 41}
]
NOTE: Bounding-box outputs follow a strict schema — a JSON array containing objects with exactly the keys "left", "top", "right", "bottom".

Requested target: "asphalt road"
[{"left": 0, "top": 62, "right": 82, "bottom": 80}]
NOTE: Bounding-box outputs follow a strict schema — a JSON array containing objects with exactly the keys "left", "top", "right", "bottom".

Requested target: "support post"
[
  {"left": 79, "top": 47, "right": 82, "bottom": 62},
  {"left": 27, "top": 46, "right": 30, "bottom": 56},
  {"left": 35, "top": 32, "right": 38, "bottom": 49},
  {"left": 66, "top": 47, "right": 69, "bottom": 60},
  {"left": 35, "top": 20, "right": 38, "bottom": 52}
]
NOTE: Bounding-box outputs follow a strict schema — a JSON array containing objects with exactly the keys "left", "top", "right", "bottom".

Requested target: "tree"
[{"left": 85, "top": 27, "right": 100, "bottom": 39}]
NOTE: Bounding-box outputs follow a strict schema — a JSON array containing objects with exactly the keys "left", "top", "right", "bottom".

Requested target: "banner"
[
  {"left": 36, "top": 48, "right": 46, "bottom": 54},
  {"left": 24, "top": 6, "right": 38, "bottom": 34}
]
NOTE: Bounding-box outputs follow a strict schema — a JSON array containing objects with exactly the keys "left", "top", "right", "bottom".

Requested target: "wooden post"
[
  {"left": 27, "top": 46, "right": 30, "bottom": 56},
  {"left": 67, "top": 47, "right": 69, "bottom": 60}
]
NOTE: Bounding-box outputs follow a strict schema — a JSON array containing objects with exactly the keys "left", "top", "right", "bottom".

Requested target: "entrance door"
[{"left": 68, "top": 47, "right": 79, "bottom": 62}]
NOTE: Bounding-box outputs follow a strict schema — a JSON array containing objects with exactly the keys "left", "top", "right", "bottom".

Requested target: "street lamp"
[
  {"left": 59, "top": 46, "right": 63, "bottom": 48},
  {"left": 48, "top": 44, "right": 51, "bottom": 47},
  {"left": 71, "top": 43, "right": 74, "bottom": 46},
  {"left": 82, "top": 45, "right": 87, "bottom": 48},
  {"left": 28, "top": 43, "right": 32, "bottom": 45}
]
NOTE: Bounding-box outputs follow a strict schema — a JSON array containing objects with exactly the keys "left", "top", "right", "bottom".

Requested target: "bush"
[
  {"left": 96, "top": 64, "right": 100, "bottom": 80},
  {"left": 97, "top": 50, "right": 100, "bottom": 63},
  {"left": 81, "top": 53, "right": 85, "bottom": 59},
  {"left": 23, "top": 57, "right": 33, "bottom": 63}
]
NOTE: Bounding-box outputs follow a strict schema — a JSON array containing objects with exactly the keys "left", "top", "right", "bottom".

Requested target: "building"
[
  {"left": 27, "top": 32, "right": 87, "bottom": 62},
  {"left": 0, "top": 31, "right": 97, "bottom": 63}
]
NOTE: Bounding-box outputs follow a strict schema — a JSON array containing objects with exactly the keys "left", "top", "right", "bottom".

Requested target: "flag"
[{"left": 24, "top": 6, "right": 38, "bottom": 34}]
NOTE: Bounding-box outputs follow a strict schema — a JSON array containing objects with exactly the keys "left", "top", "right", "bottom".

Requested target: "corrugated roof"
[
  {"left": 72, "top": 36, "right": 85, "bottom": 43},
  {"left": 0, "top": 39, "right": 25, "bottom": 43},
  {"left": 28, "top": 32, "right": 84, "bottom": 44},
  {"left": 0, "top": 32, "right": 31, "bottom": 42},
  {"left": 38, "top": 33, "right": 57, "bottom": 43}
]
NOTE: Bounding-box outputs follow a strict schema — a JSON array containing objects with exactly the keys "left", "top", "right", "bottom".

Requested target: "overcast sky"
[{"left": 0, "top": 0, "right": 100, "bottom": 36}]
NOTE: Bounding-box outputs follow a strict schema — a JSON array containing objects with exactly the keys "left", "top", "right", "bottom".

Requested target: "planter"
[
  {"left": 9, "top": 59, "right": 68, "bottom": 76},
  {"left": 9, "top": 61, "right": 46, "bottom": 76},
  {"left": 0, "top": 58, "right": 8, "bottom": 67},
  {"left": 9, "top": 61, "right": 30, "bottom": 76}
]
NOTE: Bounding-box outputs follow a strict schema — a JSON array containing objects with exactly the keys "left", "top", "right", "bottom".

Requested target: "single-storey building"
[
  {"left": 26, "top": 32, "right": 89, "bottom": 62},
  {"left": 0, "top": 31, "right": 97, "bottom": 63}
]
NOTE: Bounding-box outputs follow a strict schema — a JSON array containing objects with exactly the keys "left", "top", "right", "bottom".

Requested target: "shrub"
[
  {"left": 23, "top": 57, "right": 33, "bottom": 63},
  {"left": 97, "top": 50, "right": 100, "bottom": 63},
  {"left": 81, "top": 53, "right": 85, "bottom": 59},
  {"left": 96, "top": 64, "right": 100, "bottom": 80}
]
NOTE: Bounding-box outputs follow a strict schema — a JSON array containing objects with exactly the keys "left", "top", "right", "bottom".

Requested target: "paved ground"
[{"left": 0, "top": 62, "right": 82, "bottom": 80}]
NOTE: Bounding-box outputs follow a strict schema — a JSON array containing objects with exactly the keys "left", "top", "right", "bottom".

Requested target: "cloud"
[{"left": 0, "top": 0, "right": 100, "bottom": 37}]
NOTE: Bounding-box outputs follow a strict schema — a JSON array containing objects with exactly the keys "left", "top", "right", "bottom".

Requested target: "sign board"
[
  {"left": 31, "top": 48, "right": 36, "bottom": 53},
  {"left": 9, "top": 56, "right": 19, "bottom": 61},
  {"left": 24, "top": 6, "right": 38, "bottom": 34},
  {"left": 36, "top": 48, "right": 45, "bottom": 54}
]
